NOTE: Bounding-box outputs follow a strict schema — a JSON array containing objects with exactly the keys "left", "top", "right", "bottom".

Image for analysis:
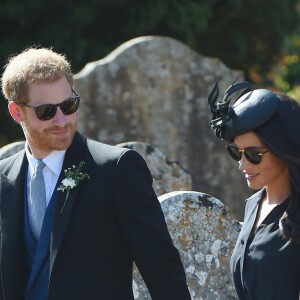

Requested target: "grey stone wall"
[{"left": 74, "top": 35, "right": 251, "bottom": 219}]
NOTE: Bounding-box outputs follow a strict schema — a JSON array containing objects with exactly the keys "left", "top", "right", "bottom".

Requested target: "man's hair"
[{"left": 1, "top": 47, "right": 74, "bottom": 103}]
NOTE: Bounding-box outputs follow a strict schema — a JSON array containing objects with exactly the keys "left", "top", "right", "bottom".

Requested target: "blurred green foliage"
[
  {"left": 1, "top": 0, "right": 300, "bottom": 146},
  {"left": 266, "top": 30, "right": 300, "bottom": 99}
]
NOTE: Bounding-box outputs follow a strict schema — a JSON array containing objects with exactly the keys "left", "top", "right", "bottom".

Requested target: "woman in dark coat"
[{"left": 207, "top": 81, "right": 300, "bottom": 300}]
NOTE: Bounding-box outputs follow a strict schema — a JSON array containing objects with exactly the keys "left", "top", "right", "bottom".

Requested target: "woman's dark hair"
[{"left": 256, "top": 93, "right": 300, "bottom": 244}]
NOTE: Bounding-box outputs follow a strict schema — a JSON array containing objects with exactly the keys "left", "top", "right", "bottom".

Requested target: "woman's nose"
[{"left": 238, "top": 154, "right": 251, "bottom": 171}]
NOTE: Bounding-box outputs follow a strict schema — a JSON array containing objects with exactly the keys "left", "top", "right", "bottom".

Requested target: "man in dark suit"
[{"left": 0, "top": 47, "right": 191, "bottom": 300}]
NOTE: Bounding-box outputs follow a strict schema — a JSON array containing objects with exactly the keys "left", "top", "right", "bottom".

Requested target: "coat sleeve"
[{"left": 113, "top": 150, "right": 191, "bottom": 300}]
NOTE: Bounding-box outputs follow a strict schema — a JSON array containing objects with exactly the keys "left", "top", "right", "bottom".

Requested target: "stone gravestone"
[
  {"left": 74, "top": 35, "right": 251, "bottom": 220},
  {"left": 133, "top": 191, "right": 239, "bottom": 300}
]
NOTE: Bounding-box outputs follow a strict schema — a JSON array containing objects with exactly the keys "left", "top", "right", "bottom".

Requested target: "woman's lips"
[{"left": 245, "top": 173, "right": 259, "bottom": 181}]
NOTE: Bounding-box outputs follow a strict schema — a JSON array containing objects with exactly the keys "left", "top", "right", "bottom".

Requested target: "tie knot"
[{"left": 35, "top": 160, "right": 45, "bottom": 173}]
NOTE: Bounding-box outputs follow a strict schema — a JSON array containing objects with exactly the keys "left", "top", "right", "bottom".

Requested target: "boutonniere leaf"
[{"left": 57, "top": 160, "right": 89, "bottom": 213}]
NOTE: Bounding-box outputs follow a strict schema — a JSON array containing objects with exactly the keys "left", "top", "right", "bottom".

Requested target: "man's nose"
[{"left": 52, "top": 107, "right": 67, "bottom": 126}]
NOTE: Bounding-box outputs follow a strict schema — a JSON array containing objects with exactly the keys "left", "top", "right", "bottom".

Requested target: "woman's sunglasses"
[
  {"left": 226, "top": 144, "right": 269, "bottom": 165},
  {"left": 14, "top": 91, "right": 80, "bottom": 121}
]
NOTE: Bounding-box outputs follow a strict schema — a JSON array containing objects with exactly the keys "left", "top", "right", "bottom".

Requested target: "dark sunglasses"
[
  {"left": 226, "top": 144, "right": 269, "bottom": 165},
  {"left": 15, "top": 91, "right": 80, "bottom": 121}
]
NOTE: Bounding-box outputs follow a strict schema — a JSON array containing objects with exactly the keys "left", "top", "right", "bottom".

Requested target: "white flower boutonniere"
[{"left": 58, "top": 160, "right": 90, "bottom": 212}]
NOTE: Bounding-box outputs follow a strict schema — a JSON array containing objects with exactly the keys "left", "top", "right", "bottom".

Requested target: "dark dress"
[{"left": 230, "top": 189, "right": 300, "bottom": 300}]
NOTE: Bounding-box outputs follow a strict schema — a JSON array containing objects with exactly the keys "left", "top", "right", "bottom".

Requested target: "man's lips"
[
  {"left": 50, "top": 128, "right": 69, "bottom": 136},
  {"left": 47, "top": 125, "right": 70, "bottom": 135}
]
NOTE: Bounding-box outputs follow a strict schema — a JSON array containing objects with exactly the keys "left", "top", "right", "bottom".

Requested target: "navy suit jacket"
[{"left": 0, "top": 132, "right": 191, "bottom": 300}]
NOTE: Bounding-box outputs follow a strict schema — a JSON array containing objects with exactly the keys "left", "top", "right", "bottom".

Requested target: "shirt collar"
[{"left": 25, "top": 142, "right": 66, "bottom": 176}]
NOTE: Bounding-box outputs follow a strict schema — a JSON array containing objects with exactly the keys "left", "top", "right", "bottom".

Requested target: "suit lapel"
[
  {"left": 0, "top": 151, "right": 27, "bottom": 299},
  {"left": 50, "top": 133, "right": 88, "bottom": 275},
  {"left": 244, "top": 190, "right": 264, "bottom": 238},
  {"left": 239, "top": 189, "right": 264, "bottom": 278}
]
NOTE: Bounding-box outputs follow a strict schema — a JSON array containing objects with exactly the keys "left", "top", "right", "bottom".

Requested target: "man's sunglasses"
[
  {"left": 14, "top": 91, "right": 80, "bottom": 121},
  {"left": 226, "top": 144, "right": 269, "bottom": 165}
]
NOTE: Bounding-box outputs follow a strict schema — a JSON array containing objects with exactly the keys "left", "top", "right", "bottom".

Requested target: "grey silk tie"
[{"left": 30, "top": 160, "right": 46, "bottom": 240}]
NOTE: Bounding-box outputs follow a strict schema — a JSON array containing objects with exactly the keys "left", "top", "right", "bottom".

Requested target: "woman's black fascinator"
[{"left": 207, "top": 80, "right": 280, "bottom": 141}]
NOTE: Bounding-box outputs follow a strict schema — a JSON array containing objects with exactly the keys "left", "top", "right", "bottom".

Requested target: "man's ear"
[{"left": 8, "top": 101, "right": 24, "bottom": 123}]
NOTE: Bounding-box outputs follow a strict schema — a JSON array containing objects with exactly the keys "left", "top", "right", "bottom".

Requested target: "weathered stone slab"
[
  {"left": 133, "top": 191, "right": 240, "bottom": 300},
  {"left": 74, "top": 36, "right": 251, "bottom": 219},
  {"left": 117, "top": 141, "right": 191, "bottom": 196}
]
